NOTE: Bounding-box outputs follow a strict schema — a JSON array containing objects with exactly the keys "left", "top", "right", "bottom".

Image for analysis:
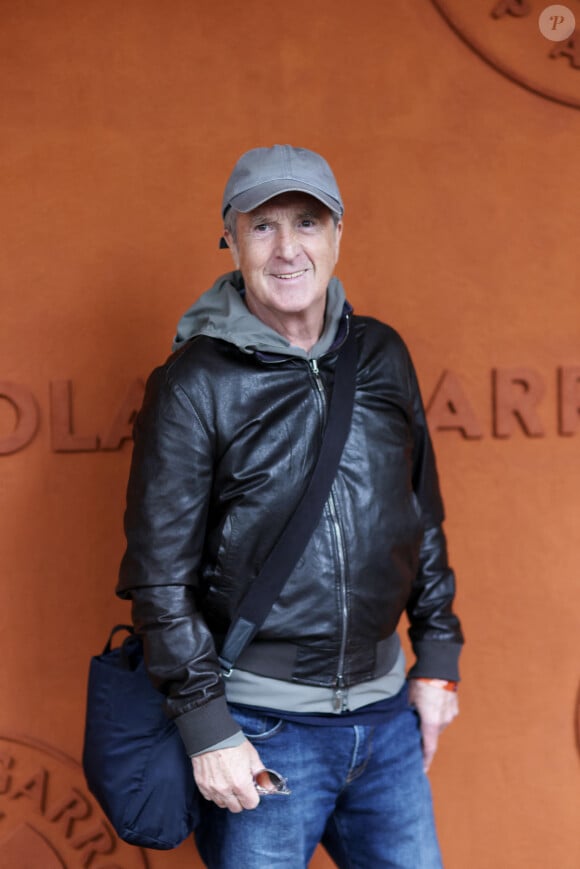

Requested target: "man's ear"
[
  {"left": 223, "top": 230, "right": 240, "bottom": 268},
  {"left": 334, "top": 219, "right": 343, "bottom": 260}
]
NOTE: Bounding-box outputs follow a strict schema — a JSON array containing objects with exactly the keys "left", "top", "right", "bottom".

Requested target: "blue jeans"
[{"left": 195, "top": 693, "right": 443, "bottom": 868}]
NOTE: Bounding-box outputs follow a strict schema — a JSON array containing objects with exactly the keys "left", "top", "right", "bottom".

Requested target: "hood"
[{"left": 172, "top": 271, "right": 347, "bottom": 361}]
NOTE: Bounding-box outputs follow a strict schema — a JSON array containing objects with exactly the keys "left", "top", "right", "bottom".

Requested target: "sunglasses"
[{"left": 253, "top": 768, "right": 291, "bottom": 795}]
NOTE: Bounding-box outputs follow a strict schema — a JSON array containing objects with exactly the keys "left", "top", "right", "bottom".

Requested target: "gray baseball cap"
[{"left": 221, "top": 145, "right": 344, "bottom": 220}]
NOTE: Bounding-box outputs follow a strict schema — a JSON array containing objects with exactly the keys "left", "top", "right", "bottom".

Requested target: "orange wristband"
[{"left": 415, "top": 678, "right": 458, "bottom": 693}]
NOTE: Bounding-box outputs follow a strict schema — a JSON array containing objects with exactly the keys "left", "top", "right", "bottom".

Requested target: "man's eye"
[
  {"left": 300, "top": 219, "right": 316, "bottom": 228},
  {"left": 254, "top": 223, "right": 270, "bottom": 232}
]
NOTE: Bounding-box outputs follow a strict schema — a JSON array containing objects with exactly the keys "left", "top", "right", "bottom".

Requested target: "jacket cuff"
[
  {"left": 407, "top": 640, "right": 463, "bottom": 682},
  {"left": 189, "top": 730, "right": 246, "bottom": 758},
  {"left": 174, "top": 694, "right": 242, "bottom": 755}
]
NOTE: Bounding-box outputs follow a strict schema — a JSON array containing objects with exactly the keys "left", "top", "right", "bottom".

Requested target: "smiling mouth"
[{"left": 272, "top": 269, "right": 308, "bottom": 280}]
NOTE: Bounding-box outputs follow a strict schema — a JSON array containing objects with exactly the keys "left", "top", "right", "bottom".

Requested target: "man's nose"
[{"left": 274, "top": 225, "right": 300, "bottom": 259}]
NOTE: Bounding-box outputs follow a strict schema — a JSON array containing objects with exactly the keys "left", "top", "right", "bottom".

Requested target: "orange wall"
[{"left": 1, "top": 2, "right": 579, "bottom": 867}]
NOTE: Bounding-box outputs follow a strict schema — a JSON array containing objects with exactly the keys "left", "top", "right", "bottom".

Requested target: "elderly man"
[{"left": 118, "top": 145, "right": 463, "bottom": 868}]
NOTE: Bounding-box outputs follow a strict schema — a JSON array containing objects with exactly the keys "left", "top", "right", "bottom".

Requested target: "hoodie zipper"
[{"left": 309, "top": 357, "right": 349, "bottom": 713}]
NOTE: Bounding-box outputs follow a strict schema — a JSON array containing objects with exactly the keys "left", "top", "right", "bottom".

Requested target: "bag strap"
[
  {"left": 219, "top": 319, "right": 357, "bottom": 673},
  {"left": 103, "top": 624, "right": 134, "bottom": 654}
]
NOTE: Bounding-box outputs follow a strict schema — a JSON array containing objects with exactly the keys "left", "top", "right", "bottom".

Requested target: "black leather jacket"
[{"left": 118, "top": 308, "right": 463, "bottom": 754}]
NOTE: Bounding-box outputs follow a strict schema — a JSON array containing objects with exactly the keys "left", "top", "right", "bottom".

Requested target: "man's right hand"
[{"left": 191, "top": 739, "right": 264, "bottom": 812}]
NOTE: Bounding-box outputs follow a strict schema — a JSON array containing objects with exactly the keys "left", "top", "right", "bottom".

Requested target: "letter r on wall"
[{"left": 493, "top": 368, "right": 546, "bottom": 437}]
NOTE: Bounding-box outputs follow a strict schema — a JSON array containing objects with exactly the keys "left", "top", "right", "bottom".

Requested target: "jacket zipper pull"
[
  {"left": 333, "top": 677, "right": 347, "bottom": 713},
  {"left": 310, "top": 358, "right": 320, "bottom": 375}
]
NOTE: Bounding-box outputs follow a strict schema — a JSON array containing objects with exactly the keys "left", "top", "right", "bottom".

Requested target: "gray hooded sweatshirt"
[{"left": 173, "top": 270, "right": 347, "bottom": 359}]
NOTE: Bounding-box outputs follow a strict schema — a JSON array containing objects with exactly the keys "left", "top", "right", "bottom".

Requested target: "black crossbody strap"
[{"left": 219, "top": 319, "right": 357, "bottom": 673}]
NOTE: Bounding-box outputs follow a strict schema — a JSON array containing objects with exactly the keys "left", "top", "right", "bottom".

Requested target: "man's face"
[{"left": 224, "top": 192, "right": 342, "bottom": 337}]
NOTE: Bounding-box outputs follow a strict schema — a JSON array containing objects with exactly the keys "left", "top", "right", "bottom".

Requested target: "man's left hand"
[{"left": 407, "top": 678, "right": 459, "bottom": 773}]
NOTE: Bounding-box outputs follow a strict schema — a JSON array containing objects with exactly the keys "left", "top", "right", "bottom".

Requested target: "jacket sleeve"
[
  {"left": 404, "top": 355, "right": 464, "bottom": 682},
  {"left": 116, "top": 363, "right": 241, "bottom": 755}
]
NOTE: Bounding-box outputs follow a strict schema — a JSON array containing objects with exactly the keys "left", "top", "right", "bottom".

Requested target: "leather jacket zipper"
[
  {"left": 328, "top": 489, "right": 349, "bottom": 712},
  {"left": 309, "top": 357, "right": 349, "bottom": 713},
  {"left": 310, "top": 357, "right": 321, "bottom": 377}
]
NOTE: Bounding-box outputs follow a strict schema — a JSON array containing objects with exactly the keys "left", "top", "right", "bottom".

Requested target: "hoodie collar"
[{"left": 172, "top": 271, "right": 348, "bottom": 361}]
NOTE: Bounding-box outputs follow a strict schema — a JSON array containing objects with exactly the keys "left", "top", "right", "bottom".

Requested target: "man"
[{"left": 118, "top": 145, "right": 464, "bottom": 868}]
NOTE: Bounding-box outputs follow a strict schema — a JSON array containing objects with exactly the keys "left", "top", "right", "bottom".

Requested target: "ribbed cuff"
[
  {"left": 407, "top": 640, "right": 463, "bottom": 682},
  {"left": 174, "top": 694, "right": 242, "bottom": 756},
  {"left": 189, "top": 730, "right": 245, "bottom": 758}
]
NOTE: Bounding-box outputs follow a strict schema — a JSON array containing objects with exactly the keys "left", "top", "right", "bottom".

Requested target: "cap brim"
[{"left": 228, "top": 180, "right": 343, "bottom": 217}]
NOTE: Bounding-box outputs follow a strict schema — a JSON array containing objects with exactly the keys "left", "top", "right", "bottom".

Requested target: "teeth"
[{"left": 275, "top": 270, "right": 305, "bottom": 279}]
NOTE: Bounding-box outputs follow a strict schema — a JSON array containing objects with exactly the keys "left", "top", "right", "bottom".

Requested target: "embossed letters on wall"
[
  {"left": 1, "top": 368, "right": 579, "bottom": 454},
  {"left": 0, "top": 735, "right": 149, "bottom": 869},
  {"left": 0, "top": 380, "right": 145, "bottom": 455},
  {"left": 431, "top": 0, "right": 580, "bottom": 108}
]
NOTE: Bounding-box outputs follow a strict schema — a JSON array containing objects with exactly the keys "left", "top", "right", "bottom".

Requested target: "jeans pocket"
[{"left": 228, "top": 706, "right": 285, "bottom": 742}]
